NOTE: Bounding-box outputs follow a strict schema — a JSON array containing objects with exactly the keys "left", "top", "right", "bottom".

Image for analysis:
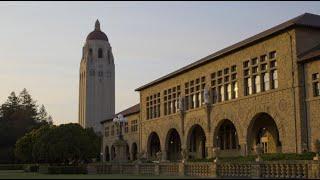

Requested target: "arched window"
[{"left": 98, "top": 48, "right": 103, "bottom": 58}]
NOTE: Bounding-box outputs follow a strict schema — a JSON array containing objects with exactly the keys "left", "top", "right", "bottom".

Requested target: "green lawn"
[{"left": 0, "top": 170, "right": 207, "bottom": 179}]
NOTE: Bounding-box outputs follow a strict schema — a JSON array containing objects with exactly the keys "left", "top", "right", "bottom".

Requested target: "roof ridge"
[{"left": 135, "top": 12, "right": 320, "bottom": 91}]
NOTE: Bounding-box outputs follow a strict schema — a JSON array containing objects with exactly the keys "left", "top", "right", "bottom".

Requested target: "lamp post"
[{"left": 113, "top": 114, "right": 127, "bottom": 140}]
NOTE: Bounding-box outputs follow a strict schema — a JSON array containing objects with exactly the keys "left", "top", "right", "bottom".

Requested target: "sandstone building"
[
  {"left": 101, "top": 13, "right": 320, "bottom": 162},
  {"left": 79, "top": 20, "right": 115, "bottom": 133}
]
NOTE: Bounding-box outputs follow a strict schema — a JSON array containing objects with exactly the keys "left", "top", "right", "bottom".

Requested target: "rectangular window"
[
  {"left": 243, "top": 51, "right": 277, "bottom": 96},
  {"left": 124, "top": 122, "right": 128, "bottom": 133},
  {"left": 261, "top": 63, "right": 267, "bottom": 71},
  {"left": 146, "top": 93, "right": 161, "bottom": 119},
  {"left": 260, "top": 55, "right": 267, "bottom": 62},
  {"left": 269, "top": 51, "right": 276, "bottom": 59},
  {"left": 255, "top": 75, "right": 261, "bottom": 93},
  {"left": 314, "top": 82, "right": 320, "bottom": 97},
  {"left": 131, "top": 120, "right": 138, "bottom": 132},
  {"left": 270, "top": 60, "right": 277, "bottom": 68},
  {"left": 220, "top": 86, "right": 225, "bottom": 102},
  {"left": 227, "top": 84, "right": 232, "bottom": 100},
  {"left": 232, "top": 82, "right": 238, "bottom": 99},
  {"left": 312, "top": 73, "right": 320, "bottom": 97},
  {"left": 184, "top": 77, "right": 205, "bottom": 110},
  {"left": 231, "top": 65, "right": 237, "bottom": 72},
  {"left": 211, "top": 65, "right": 237, "bottom": 103},
  {"left": 271, "top": 70, "right": 278, "bottom": 89},
  {"left": 251, "top": 58, "right": 258, "bottom": 65},
  {"left": 262, "top": 72, "right": 270, "bottom": 91},
  {"left": 244, "top": 60, "right": 250, "bottom": 68},
  {"left": 247, "top": 77, "right": 252, "bottom": 95},
  {"left": 252, "top": 66, "right": 258, "bottom": 74}
]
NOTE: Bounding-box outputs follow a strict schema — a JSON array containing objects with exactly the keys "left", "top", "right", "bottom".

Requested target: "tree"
[
  {"left": 0, "top": 89, "right": 53, "bottom": 163},
  {"left": 15, "top": 125, "right": 53, "bottom": 163},
  {"left": 22, "top": 123, "right": 101, "bottom": 165}
]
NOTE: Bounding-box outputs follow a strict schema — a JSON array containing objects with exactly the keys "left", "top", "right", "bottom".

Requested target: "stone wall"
[
  {"left": 89, "top": 160, "right": 320, "bottom": 179},
  {"left": 135, "top": 26, "right": 320, "bottom": 157}
]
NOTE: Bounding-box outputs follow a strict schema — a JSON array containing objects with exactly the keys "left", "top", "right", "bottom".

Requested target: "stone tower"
[{"left": 78, "top": 20, "right": 115, "bottom": 133}]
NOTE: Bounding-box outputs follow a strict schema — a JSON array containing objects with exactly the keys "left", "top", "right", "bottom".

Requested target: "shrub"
[
  {"left": 47, "top": 165, "right": 87, "bottom": 174},
  {"left": 0, "top": 164, "right": 24, "bottom": 170}
]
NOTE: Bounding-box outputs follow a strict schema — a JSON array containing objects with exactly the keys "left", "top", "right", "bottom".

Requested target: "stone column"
[
  {"left": 207, "top": 146, "right": 214, "bottom": 159},
  {"left": 239, "top": 143, "right": 247, "bottom": 156},
  {"left": 251, "top": 162, "right": 262, "bottom": 179},
  {"left": 154, "top": 163, "right": 160, "bottom": 176},
  {"left": 210, "top": 161, "right": 218, "bottom": 178},
  {"left": 178, "top": 162, "right": 185, "bottom": 176}
]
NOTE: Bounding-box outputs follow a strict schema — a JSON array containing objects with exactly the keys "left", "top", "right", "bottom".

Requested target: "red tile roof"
[{"left": 100, "top": 103, "right": 140, "bottom": 124}]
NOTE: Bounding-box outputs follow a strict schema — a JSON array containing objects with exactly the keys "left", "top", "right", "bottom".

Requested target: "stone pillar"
[
  {"left": 210, "top": 161, "right": 218, "bottom": 178},
  {"left": 113, "top": 139, "right": 128, "bottom": 163},
  {"left": 134, "top": 163, "right": 140, "bottom": 175},
  {"left": 240, "top": 143, "right": 247, "bottom": 156},
  {"left": 207, "top": 146, "right": 214, "bottom": 159},
  {"left": 309, "top": 160, "right": 320, "bottom": 179},
  {"left": 251, "top": 162, "right": 262, "bottom": 179},
  {"left": 178, "top": 162, "right": 185, "bottom": 176},
  {"left": 154, "top": 163, "right": 160, "bottom": 176}
]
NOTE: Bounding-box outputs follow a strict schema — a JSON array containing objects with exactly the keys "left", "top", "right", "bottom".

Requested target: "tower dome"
[{"left": 86, "top": 19, "right": 109, "bottom": 41}]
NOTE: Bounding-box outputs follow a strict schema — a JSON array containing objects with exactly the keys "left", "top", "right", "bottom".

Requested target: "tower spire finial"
[{"left": 95, "top": 19, "right": 100, "bottom": 31}]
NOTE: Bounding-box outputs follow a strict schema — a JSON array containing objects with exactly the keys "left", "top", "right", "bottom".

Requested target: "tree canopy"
[
  {"left": 0, "top": 88, "right": 53, "bottom": 163},
  {"left": 15, "top": 123, "right": 101, "bottom": 165}
]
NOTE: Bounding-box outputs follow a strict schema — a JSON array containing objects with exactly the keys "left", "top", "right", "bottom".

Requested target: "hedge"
[
  {"left": 47, "top": 165, "right": 87, "bottom": 174},
  {"left": 0, "top": 164, "right": 24, "bottom": 170}
]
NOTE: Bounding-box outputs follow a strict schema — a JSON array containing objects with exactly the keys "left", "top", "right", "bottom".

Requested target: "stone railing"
[
  {"left": 217, "top": 162, "right": 252, "bottom": 178},
  {"left": 89, "top": 160, "right": 320, "bottom": 178},
  {"left": 159, "top": 163, "right": 179, "bottom": 176},
  {"left": 260, "top": 161, "right": 309, "bottom": 179},
  {"left": 184, "top": 162, "right": 213, "bottom": 177}
]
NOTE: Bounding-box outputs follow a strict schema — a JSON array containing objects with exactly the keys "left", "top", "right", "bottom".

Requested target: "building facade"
[
  {"left": 101, "top": 13, "right": 320, "bottom": 162},
  {"left": 101, "top": 104, "right": 140, "bottom": 162},
  {"left": 79, "top": 20, "right": 115, "bottom": 133}
]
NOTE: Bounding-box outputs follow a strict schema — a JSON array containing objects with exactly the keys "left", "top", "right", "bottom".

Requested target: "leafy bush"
[
  {"left": 47, "top": 165, "right": 87, "bottom": 174},
  {"left": 261, "top": 152, "right": 315, "bottom": 161},
  {"left": 0, "top": 164, "right": 24, "bottom": 170}
]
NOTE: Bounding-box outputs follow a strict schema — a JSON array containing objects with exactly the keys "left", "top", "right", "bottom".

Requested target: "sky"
[{"left": 1, "top": 1, "right": 320, "bottom": 125}]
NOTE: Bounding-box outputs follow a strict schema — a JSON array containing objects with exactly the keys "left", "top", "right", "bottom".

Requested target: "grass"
[{"left": 0, "top": 170, "right": 208, "bottom": 179}]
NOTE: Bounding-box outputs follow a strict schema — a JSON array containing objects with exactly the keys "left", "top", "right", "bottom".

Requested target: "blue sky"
[{"left": 1, "top": 1, "right": 320, "bottom": 125}]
